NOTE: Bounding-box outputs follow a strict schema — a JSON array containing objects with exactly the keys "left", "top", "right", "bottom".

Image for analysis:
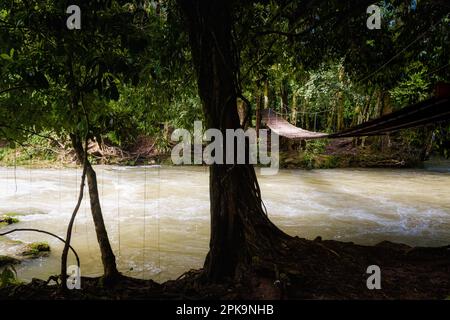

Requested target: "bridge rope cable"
[
  {"left": 157, "top": 165, "right": 161, "bottom": 281},
  {"left": 58, "top": 158, "right": 62, "bottom": 216},
  {"left": 266, "top": 108, "right": 330, "bottom": 139},
  {"left": 28, "top": 154, "right": 31, "bottom": 215},
  {"left": 268, "top": 106, "right": 325, "bottom": 129},
  {"left": 3, "top": 163, "right": 7, "bottom": 195},
  {"left": 143, "top": 165, "right": 147, "bottom": 279},
  {"left": 117, "top": 169, "right": 121, "bottom": 257},
  {"left": 1, "top": 155, "right": 81, "bottom": 270},
  {"left": 13, "top": 149, "right": 17, "bottom": 193},
  {"left": 278, "top": 102, "right": 328, "bottom": 115}
]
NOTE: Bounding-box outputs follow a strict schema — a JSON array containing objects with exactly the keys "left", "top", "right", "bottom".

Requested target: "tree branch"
[
  {"left": 0, "top": 85, "right": 33, "bottom": 95},
  {"left": 0, "top": 228, "right": 80, "bottom": 268}
]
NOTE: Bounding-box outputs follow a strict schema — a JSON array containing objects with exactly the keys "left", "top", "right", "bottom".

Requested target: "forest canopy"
[{"left": 0, "top": 0, "right": 449, "bottom": 300}]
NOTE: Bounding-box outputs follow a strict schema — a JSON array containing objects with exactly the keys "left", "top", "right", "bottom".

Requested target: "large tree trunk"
[
  {"left": 70, "top": 134, "right": 120, "bottom": 282},
  {"left": 178, "top": 0, "right": 289, "bottom": 282}
]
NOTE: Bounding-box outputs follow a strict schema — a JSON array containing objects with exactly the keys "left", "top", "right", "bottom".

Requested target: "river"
[{"left": 0, "top": 166, "right": 449, "bottom": 282}]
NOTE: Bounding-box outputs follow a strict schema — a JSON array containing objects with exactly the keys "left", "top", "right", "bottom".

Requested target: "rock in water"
[{"left": 0, "top": 255, "right": 21, "bottom": 267}]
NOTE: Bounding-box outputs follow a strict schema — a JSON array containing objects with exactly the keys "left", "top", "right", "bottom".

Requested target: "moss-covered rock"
[
  {"left": 0, "top": 214, "right": 20, "bottom": 226},
  {"left": 0, "top": 255, "right": 21, "bottom": 267},
  {"left": 4, "top": 216, "right": 19, "bottom": 224},
  {"left": 21, "top": 242, "right": 50, "bottom": 258}
]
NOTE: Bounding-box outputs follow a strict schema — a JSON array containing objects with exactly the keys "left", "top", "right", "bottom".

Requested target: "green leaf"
[{"left": 0, "top": 53, "right": 12, "bottom": 61}]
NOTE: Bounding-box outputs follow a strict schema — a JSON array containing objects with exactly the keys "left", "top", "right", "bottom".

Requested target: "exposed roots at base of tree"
[{"left": 1, "top": 237, "right": 449, "bottom": 300}]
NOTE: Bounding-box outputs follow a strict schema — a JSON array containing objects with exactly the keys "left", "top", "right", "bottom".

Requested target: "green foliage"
[
  {"left": 0, "top": 0, "right": 449, "bottom": 163},
  {"left": 0, "top": 265, "right": 19, "bottom": 288},
  {"left": 0, "top": 134, "right": 61, "bottom": 166},
  {"left": 0, "top": 1, "right": 201, "bottom": 158},
  {"left": 432, "top": 124, "right": 450, "bottom": 159},
  {"left": 305, "top": 140, "right": 327, "bottom": 155},
  {"left": 300, "top": 140, "right": 337, "bottom": 169},
  {"left": 390, "top": 62, "right": 431, "bottom": 106},
  {"left": 0, "top": 0, "right": 159, "bottom": 146}
]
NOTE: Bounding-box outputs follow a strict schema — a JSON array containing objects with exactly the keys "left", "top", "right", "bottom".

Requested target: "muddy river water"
[{"left": 0, "top": 166, "right": 449, "bottom": 282}]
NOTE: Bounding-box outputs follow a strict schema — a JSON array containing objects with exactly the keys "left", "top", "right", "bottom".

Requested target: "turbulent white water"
[{"left": 0, "top": 165, "right": 449, "bottom": 282}]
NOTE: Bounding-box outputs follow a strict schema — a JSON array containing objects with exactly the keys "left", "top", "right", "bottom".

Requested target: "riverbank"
[
  {"left": 0, "top": 134, "right": 432, "bottom": 170},
  {"left": 279, "top": 136, "right": 426, "bottom": 169},
  {"left": 1, "top": 237, "right": 449, "bottom": 300},
  {"left": 0, "top": 135, "right": 162, "bottom": 168}
]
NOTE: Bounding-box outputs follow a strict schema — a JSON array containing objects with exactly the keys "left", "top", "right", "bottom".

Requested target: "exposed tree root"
[{"left": 1, "top": 237, "right": 449, "bottom": 300}]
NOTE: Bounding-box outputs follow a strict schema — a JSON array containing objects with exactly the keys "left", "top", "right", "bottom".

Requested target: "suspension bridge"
[{"left": 262, "top": 88, "right": 450, "bottom": 140}]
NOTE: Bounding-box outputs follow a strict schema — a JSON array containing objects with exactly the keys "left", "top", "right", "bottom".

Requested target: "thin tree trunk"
[
  {"left": 61, "top": 135, "right": 88, "bottom": 290},
  {"left": 237, "top": 99, "right": 248, "bottom": 128},
  {"left": 291, "top": 94, "right": 298, "bottom": 125},
  {"left": 287, "top": 93, "right": 298, "bottom": 151},
  {"left": 380, "top": 92, "right": 392, "bottom": 152},
  {"left": 359, "top": 89, "right": 375, "bottom": 147},
  {"left": 336, "top": 65, "right": 345, "bottom": 131},
  {"left": 179, "top": 0, "right": 289, "bottom": 282},
  {"left": 263, "top": 79, "right": 269, "bottom": 110},
  {"left": 255, "top": 92, "right": 261, "bottom": 138},
  {"left": 280, "top": 80, "right": 288, "bottom": 116},
  {"left": 421, "top": 129, "right": 434, "bottom": 161},
  {"left": 70, "top": 134, "right": 120, "bottom": 282}
]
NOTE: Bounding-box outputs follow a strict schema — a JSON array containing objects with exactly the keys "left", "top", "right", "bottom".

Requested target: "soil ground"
[{"left": 1, "top": 237, "right": 449, "bottom": 300}]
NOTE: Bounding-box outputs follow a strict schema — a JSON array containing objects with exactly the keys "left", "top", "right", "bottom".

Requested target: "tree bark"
[
  {"left": 237, "top": 99, "right": 248, "bottom": 128},
  {"left": 263, "top": 79, "right": 269, "bottom": 110},
  {"left": 61, "top": 136, "right": 88, "bottom": 290},
  {"left": 380, "top": 91, "right": 392, "bottom": 152},
  {"left": 280, "top": 80, "right": 289, "bottom": 116},
  {"left": 70, "top": 134, "right": 120, "bottom": 282},
  {"left": 336, "top": 65, "right": 345, "bottom": 131},
  {"left": 255, "top": 92, "right": 261, "bottom": 138},
  {"left": 301, "top": 98, "right": 309, "bottom": 130},
  {"left": 178, "top": 0, "right": 289, "bottom": 282},
  {"left": 291, "top": 93, "right": 298, "bottom": 126}
]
